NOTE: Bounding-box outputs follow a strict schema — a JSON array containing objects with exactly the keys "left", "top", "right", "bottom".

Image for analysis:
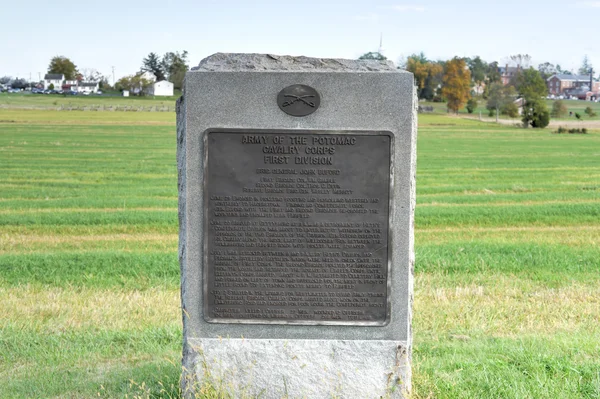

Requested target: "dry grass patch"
[
  {"left": 0, "top": 207, "right": 177, "bottom": 215},
  {"left": 0, "top": 233, "right": 177, "bottom": 253},
  {"left": 415, "top": 273, "right": 600, "bottom": 338},
  {"left": 418, "top": 199, "right": 600, "bottom": 207},
  {"left": 1, "top": 285, "right": 180, "bottom": 331},
  {"left": 417, "top": 225, "right": 600, "bottom": 247}
]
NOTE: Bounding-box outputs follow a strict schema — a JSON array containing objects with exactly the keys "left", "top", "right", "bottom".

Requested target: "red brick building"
[{"left": 547, "top": 74, "right": 600, "bottom": 96}]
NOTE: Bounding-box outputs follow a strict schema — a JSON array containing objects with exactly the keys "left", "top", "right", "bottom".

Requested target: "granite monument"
[{"left": 177, "top": 53, "right": 417, "bottom": 398}]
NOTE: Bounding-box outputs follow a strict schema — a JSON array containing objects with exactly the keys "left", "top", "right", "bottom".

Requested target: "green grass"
[
  {"left": 421, "top": 98, "right": 600, "bottom": 122},
  {"left": 0, "top": 92, "right": 180, "bottom": 109},
  {"left": 1, "top": 107, "right": 599, "bottom": 398},
  {"left": 548, "top": 99, "right": 600, "bottom": 120}
]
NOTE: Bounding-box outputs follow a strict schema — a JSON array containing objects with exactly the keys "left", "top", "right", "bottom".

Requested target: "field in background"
[
  {"left": 1, "top": 100, "right": 599, "bottom": 398},
  {"left": 0, "top": 92, "right": 180, "bottom": 110},
  {"left": 421, "top": 98, "right": 600, "bottom": 123}
]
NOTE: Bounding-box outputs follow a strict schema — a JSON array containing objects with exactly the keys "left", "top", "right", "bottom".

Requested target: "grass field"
[
  {"left": 0, "top": 92, "right": 181, "bottom": 110},
  {"left": 1, "top": 103, "right": 599, "bottom": 398},
  {"left": 421, "top": 98, "right": 600, "bottom": 123}
]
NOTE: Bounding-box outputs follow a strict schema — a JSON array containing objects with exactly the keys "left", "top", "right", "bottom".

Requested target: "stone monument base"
[{"left": 183, "top": 338, "right": 410, "bottom": 399}]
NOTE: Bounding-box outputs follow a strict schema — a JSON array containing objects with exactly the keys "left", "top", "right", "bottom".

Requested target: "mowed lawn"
[{"left": 1, "top": 109, "right": 599, "bottom": 398}]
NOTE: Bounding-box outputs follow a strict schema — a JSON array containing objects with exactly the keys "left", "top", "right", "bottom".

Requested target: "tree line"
[
  {"left": 2, "top": 51, "right": 190, "bottom": 95},
  {"left": 359, "top": 52, "right": 595, "bottom": 128},
  {"left": 115, "top": 51, "right": 189, "bottom": 94}
]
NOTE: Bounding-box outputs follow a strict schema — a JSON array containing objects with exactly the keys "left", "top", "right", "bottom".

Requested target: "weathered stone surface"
[
  {"left": 178, "top": 53, "right": 416, "bottom": 398},
  {"left": 193, "top": 52, "right": 398, "bottom": 72},
  {"left": 185, "top": 338, "right": 409, "bottom": 399}
]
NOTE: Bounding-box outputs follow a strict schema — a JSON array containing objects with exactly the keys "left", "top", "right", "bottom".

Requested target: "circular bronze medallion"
[{"left": 277, "top": 84, "right": 320, "bottom": 117}]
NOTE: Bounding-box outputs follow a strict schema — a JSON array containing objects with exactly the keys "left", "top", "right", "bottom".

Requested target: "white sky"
[{"left": 1, "top": 0, "right": 599, "bottom": 82}]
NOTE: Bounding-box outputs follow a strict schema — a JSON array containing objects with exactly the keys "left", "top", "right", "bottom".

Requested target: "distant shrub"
[
  {"left": 575, "top": 112, "right": 581, "bottom": 120},
  {"left": 501, "top": 102, "right": 519, "bottom": 118},
  {"left": 48, "top": 83, "right": 54, "bottom": 90},
  {"left": 555, "top": 126, "right": 588, "bottom": 134},
  {"left": 551, "top": 100, "right": 568, "bottom": 118},
  {"left": 522, "top": 99, "right": 550, "bottom": 128},
  {"left": 584, "top": 106, "right": 597, "bottom": 117},
  {"left": 466, "top": 98, "right": 478, "bottom": 114}
]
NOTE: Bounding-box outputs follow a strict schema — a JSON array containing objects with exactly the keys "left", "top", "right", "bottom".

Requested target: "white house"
[
  {"left": 76, "top": 82, "right": 100, "bottom": 94},
  {"left": 148, "top": 80, "right": 174, "bottom": 96},
  {"left": 44, "top": 74, "right": 64, "bottom": 90}
]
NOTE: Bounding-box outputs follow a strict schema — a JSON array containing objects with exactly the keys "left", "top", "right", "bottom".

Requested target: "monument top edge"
[{"left": 191, "top": 52, "right": 407, "bottom": 72}]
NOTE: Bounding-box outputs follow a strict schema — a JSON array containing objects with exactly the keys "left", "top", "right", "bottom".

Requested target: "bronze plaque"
[{"left": 204, "top": 130, "right": 393, "bottom": 325}]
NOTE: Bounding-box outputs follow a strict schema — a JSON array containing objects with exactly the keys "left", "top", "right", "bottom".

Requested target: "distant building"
[
  {"left": 499, "top": 65, "right": 520, "bottom": 86},
  {"left": 77, "top": 82, "right": 100, "bottom": 93},
  {"left": 61, "top": 81, "right": 99, "bottom": 93},
  {"left": 565, "top": 87, "right": 597, "bottom": 101},
  {"left": 43, "top": 74, "right": 64, "bottom": 90},
  {"left": 547, "top": 74, "right": 600, "bottom": 96},
  {"left": 148, "top": 80, "right": 174, "bottom": 96}
]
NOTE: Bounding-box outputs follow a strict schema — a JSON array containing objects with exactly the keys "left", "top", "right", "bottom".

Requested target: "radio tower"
[{"left": 378, "top": 33, "right": 384, "bottom": 57}]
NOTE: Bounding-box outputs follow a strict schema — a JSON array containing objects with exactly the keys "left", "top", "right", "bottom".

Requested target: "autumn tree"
[
  {"left": 442, "top": 57, "right": 471, "bottom": 113},
  {"left": 421, "top": 62, "right": 444, "bottom": 100},
  {"left": 404, "top": 53, "right": 444, "bottom": 100},
  {"left": 48, "top": 56, "right": 78, "bottom": 80}
]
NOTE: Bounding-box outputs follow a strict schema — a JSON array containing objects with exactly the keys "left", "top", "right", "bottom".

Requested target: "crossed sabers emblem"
[{"left": 282, "top": 94, "right": 316, "bottom": 108}]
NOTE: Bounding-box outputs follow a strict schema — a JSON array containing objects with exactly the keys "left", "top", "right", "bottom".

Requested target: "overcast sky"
[{"left": 1, "top": 0, "right": 599, "bottom": 82}]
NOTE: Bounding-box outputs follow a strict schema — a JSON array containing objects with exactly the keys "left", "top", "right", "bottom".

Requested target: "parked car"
[{"left": 95, "top": 90, "right": 103, "bottom": 95}]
